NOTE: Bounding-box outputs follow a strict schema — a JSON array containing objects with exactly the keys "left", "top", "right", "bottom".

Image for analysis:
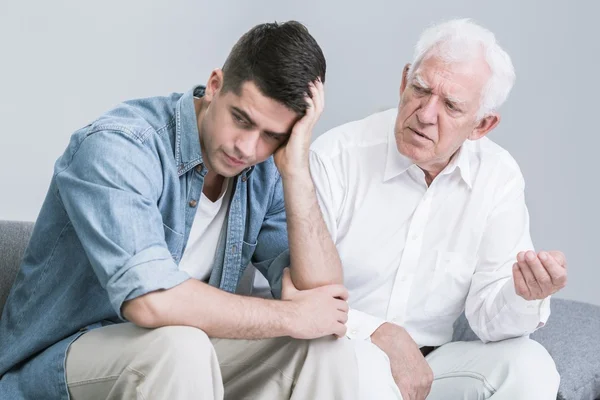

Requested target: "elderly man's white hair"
[{"left": 407, "top": 19, "right": 516, "bottom": 120}]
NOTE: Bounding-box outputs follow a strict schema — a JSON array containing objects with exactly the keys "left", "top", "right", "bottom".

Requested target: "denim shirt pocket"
[
  {"left": 241, "top": 239, "right": 257, "bottom": 267},
  {"left": 162, "top": 223, "right": 184, "bottom": 262}
]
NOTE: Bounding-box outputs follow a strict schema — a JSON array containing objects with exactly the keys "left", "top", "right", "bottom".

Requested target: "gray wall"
[{"left": 1, "top": 0, "right": 597, "bottom": 305}]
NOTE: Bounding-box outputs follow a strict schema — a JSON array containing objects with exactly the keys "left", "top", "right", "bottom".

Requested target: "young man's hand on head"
[{"left": 274, "top": 78, "right": 324, "bottom": 179}]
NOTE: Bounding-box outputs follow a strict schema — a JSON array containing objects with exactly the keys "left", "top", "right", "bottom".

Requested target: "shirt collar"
[
  {"left": 383, "top": 127, "right": 413, "bottom": 182},
  {"left": 175, "top": 85, "right": 204, "bottom": 176},
  {"left": 383, "top": 127, "right": 473, "bottom": 188},
  {"left": 441, "top": 143, "right": 472, "bottom": 188}
]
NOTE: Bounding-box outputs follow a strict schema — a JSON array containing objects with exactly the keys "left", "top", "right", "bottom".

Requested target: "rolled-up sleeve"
[{"left": 54, "top": 128, "right": 190, "bottom": 319}]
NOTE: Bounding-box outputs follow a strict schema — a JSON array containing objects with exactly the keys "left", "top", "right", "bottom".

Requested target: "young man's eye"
[
  {"left": 233, "top": 114, "right": 247, "bottom": 126},
  {"left": 265, "top": 132, "right": 284, "bottom": 142}
]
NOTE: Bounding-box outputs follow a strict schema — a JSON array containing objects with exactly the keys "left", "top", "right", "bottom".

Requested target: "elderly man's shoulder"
[
  {"left": 465, "top": 137, "right": 524, "bottom": 179},
  {"left": 311, "top": 108, "right": 396, "bottom": 159}
]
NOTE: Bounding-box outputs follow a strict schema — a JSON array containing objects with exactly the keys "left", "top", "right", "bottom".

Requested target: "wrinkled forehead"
[{"left": 413, "top": 53, "right": 491, "bottom": 106}]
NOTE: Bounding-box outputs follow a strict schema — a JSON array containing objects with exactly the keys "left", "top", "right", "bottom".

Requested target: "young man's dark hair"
[{"left": 222, "top": 20, "right": 326, "bottom": 114}]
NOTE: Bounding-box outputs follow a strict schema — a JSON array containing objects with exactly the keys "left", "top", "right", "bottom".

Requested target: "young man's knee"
[{"left": 148, "top": 326, "right": 216, "bottom": 366}]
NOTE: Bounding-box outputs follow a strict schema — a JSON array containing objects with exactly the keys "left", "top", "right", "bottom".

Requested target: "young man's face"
[{"left": 199, "top": 70, "right": 299, "bottom": 177}]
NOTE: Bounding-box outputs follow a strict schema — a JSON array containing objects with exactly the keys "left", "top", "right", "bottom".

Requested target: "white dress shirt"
[{"left": 309, "top": 109, "right": 550, "bottom": 347}]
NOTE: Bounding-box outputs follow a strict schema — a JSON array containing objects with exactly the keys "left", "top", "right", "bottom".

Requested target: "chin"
[{"left": 397, "top": 142, "right": 423, "bottom": 164}]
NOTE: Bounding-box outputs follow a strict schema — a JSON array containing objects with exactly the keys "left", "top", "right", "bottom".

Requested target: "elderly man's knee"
[
  {"left": 306, "top": 336, "right": 356, "bottom": 363},
  {"left": 505, "top": 338, "right": 559, "bottom": 385}
]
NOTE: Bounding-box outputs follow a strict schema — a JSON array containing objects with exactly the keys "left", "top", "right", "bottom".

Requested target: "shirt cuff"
[
  {"left": 106, "top": 245, "right": 191, "bottom": 320},
  {"left": 500, "top": 278, "right": 551, "bottom": 324},
  {"left": 346, "top": 308, "right": 387, "bottom": 340}
]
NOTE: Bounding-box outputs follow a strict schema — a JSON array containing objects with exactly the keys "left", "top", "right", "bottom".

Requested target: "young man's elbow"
[{"left": 121, "top": 295, "right": 164, "bottom": 328}]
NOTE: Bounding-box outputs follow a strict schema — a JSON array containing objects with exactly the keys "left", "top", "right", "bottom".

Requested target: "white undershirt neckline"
[{"left": 178, "top": 178, "right": 231, "bottom": 281}]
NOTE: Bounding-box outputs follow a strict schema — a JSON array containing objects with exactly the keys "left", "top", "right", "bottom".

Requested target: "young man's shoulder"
[{"left": 87, "top": 92, "right": 183, "bottom": 143}]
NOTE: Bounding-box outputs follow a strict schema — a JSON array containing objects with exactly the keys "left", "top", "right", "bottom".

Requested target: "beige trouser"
[
  {"left": 356, "top": 336, "right": 560, "bottom": 399},
  {"left": 65, "top": 323, "right": 358, "bottom": 400}
]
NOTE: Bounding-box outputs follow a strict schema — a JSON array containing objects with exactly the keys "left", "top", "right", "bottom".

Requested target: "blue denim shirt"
[{"left": 0, "top": 86, "right": 291, "bottom": 400}]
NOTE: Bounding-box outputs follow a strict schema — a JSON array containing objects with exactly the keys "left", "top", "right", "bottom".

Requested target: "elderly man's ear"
[
  {"left": 400, "top": 64, "right": 412, "bottom": 95},
  {"left": 470, "top": 113, "right": 500, "bottom": 140}
]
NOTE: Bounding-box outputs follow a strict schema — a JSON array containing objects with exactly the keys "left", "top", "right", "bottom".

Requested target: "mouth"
[
  {"left": 408, "top": 127, "right": 432, "bottom": 142},
  {"left": 223, "top": 152, "right": 246, "bottom": 167}
]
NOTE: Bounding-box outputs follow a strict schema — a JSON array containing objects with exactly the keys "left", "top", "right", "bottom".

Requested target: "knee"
[
  {"left": 148, "top": 326, "right": 215, "bottom": 368},
  {"left": 504, "top": 338, "right": 559, "bottom": 387},
  {"left": 306, "top": 336, "right": 357, "bottom": 364}
]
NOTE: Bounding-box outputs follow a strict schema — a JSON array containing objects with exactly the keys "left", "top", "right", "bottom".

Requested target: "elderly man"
[{"left": 308, "top": 19, "right": 567, "bottom": 399}]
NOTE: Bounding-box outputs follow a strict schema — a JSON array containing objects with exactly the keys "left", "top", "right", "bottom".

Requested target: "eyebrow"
[
  {"left": 413, "top": 74, "right": 466, "bottom": 106},
  {"left": 413, "top": 74, "right": 431, "bottom": 91},
  {"left": 231, "top": 106, "right": 290, "bottom": 138}
]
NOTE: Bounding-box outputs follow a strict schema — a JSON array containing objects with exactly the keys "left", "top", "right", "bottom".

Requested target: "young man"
[
  {"left": 308, "top": 19, "right": 567, "bottom": 399},
  {"left": 0, "top": 21, "right": 356, "bottom": 400}
]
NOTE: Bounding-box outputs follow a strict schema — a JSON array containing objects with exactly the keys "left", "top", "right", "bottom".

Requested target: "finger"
[
  {"left": 295, "top": 93, "right": 315, "bottom": 129},
  {"left": 313, "top": 78, "right": 325, "bottom": 115},
  {"left": 538, "top": 251, "right": 567, "bottom": 288},
  {"left": 323, "top": 284, "right": 349, "bottom": 301},
  {"left": 548, "top": 250, "right": 567, "bottom": 268},
  {"left": 334, "top": 322, "right": 347, "bottom": 338},
  {"left": 524, "top": 251, "right": 553, "bottom": 295},
  {"left": 517, "top": 252, "right": 542, "bottom": 298},
  {"left": 336, "top": 299, "right": 349, "bottom": 313},
  {"left": 398, "top": 388, "right": 410, "bottom": 400},
  {"left": 417, "top": 384, "right": 430, "bottom": 400},
  {"left": 337, "top": 310, "right": 348, "bottom": 324},
  {"left": 513, "top": 263, "right": 531, "bottom": 299}
]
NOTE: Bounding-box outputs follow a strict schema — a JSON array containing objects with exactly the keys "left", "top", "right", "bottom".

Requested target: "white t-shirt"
[{"left": 178, "top": 179, "right": 231, "bottom": 281}]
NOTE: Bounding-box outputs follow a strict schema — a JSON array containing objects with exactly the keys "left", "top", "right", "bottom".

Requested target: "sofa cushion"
[
  {"left": 453, "top": 298, "right": 600, "bottom": 400},
  {"left": 0, "top": 220, "right": 34, "bottom": 312}
]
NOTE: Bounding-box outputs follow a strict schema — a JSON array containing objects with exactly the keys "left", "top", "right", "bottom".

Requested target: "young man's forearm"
[
  {"left": 122, "top": 279, "right": 295, "bottom": 339},
  {"left": 281, "top": 171, "right": 343, "bottom": 289}
]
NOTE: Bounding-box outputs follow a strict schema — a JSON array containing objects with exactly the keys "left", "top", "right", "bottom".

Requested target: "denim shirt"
[{"left": 0, "top": 86, "right": 291, "bottom": 400}]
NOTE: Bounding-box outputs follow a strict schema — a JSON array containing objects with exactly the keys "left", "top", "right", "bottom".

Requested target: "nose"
[
  {"left": 416, "top": 94, "right": 439, "bottom": 125},
  {"left": 233, "top": 130, "right": 259, "bottom": 161}
]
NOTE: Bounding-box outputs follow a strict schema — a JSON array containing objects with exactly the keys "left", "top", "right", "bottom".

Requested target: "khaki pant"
[{"left": 66, "top": 323, "right": 358, "bottom": 400}]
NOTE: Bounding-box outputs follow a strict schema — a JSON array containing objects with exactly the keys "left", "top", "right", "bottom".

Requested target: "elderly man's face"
[{"left": 394, "top": 55, "right": 498, "bottom": 174}]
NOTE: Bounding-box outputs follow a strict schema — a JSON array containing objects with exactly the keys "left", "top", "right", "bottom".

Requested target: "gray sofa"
[{"left": 1, "top": 220, "right": 599, "bottom": 399}]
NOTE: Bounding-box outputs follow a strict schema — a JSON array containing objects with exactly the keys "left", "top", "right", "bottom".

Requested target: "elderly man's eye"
[
  {"left": 412, "top": 85, "right": 426, "bottom": 94},
  {"left": 446, "top": 101, "right": 458, "bottom": 111}
]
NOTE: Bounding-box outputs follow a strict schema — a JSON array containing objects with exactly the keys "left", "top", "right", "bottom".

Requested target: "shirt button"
[
  {"left": 350, "top": 329, "right": 358, "bottom": 336},
  {"left": 195, "top": 164, "right": 203, "bottom": 173},
  {"left": 231, "top": 245, "right": 237, "bottom": 253},
  {"left": 241, "top": 176, "right": 247, "bottom": 182},
  {"left": 411, "top": 234, "right": 419, "bottom": 241},
  {"left": 189, "top": 200, "right": 198, "bottom": 208}
]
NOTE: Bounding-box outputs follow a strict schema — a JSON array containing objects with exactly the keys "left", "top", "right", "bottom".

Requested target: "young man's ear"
[
  {"left": 204, "top": 69, "right": 224, "bottom": 102},
  {"left": 469, "top": 113, "right": 500, "bottom": 140}
]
